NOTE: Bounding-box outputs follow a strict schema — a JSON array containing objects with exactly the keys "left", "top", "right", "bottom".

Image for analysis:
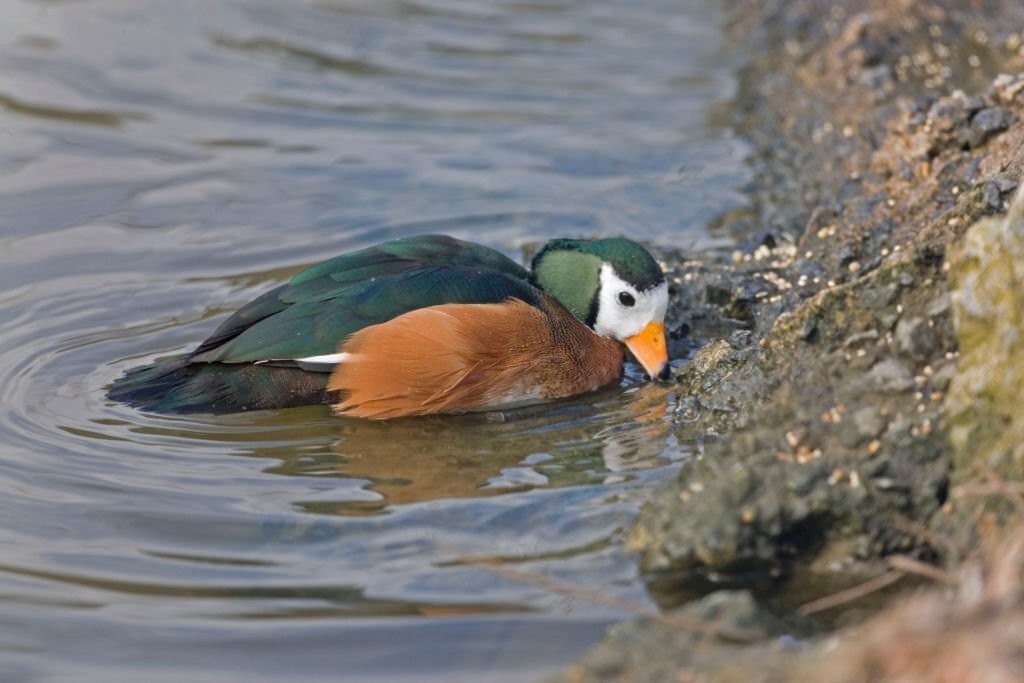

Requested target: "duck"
[{"left": 108, "top": 234, "right": 670, "bottom": 419}]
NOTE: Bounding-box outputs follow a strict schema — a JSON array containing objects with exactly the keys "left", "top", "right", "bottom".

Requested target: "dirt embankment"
[{"left": 557, "top": 1, "right": 1024, "bottom": 680}]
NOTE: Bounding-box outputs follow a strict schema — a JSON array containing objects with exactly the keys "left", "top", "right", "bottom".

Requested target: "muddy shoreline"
[{"left": 556, "top": 1, "right": 1024, "bottom": 679}]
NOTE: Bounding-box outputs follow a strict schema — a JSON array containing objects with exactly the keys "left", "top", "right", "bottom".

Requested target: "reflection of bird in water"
[
  {"left": 595, "top": 383, "right": 675, "bottom": 477},
  {"left": 252, "top": 383, "right": 677, "bottom": 510}
]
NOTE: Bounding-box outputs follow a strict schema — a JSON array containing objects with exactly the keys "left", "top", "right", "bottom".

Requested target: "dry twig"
[{"left": 797, "top": 570, "right": 906, "bottom": 616}]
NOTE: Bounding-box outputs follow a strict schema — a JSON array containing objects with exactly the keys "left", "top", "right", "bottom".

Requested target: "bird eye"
[{"left": 618, "top": 291, "right": 636, "bottom": 307}]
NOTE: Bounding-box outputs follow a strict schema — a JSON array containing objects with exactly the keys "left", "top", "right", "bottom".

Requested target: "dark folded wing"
[{"left": 189, "top": 235, "right": 537, "bottom": 365}]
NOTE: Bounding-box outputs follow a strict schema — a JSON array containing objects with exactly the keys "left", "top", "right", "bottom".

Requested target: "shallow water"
[{"left": 0, "top": 1, "right": 747, "bottom": 680}]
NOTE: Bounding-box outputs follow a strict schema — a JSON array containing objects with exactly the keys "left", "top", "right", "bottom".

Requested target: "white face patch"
[{"left": 592, "top": 263, "right": 668, "bottom": 341}]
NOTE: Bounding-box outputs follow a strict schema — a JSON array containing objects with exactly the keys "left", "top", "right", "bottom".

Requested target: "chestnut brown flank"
[{"left": 328, "top": 296, "right": 623, "bottom": 419}]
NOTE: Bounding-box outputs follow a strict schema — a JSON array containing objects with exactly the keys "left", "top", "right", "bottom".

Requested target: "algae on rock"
[{"left": 947, "top": 186, "right": 1024, "bottom": 480}]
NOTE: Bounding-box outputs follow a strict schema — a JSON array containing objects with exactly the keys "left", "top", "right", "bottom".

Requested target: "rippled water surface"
[{"left": 0, "top": 1, "right": 747, "bottom": 680}]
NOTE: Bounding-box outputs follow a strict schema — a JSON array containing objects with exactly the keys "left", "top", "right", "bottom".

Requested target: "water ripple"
[{"left": 0, "top": 0, "right": 742, "bottom": 679}]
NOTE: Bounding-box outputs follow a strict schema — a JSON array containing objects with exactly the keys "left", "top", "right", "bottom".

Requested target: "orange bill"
[{"left": 624, "top": 321, "right": 670, "bottom": 380}]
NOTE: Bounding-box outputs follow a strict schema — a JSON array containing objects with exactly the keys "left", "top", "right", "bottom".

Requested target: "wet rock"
[
  {"left": 639, "top": 0, "right": 1024, "bottom": 601},
  {"left": 549, "top": 591, "right": 791, "bottom": 683},
  {"left": 672, "top": 337, "right": 767, "bottom": 435},
  {"left": 563, "top": 527, "right": 1024, "bottom": 683}
]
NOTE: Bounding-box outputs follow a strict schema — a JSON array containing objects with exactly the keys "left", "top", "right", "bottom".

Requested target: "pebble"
[
  {"left": 930, "top": 362, "right": 956, "bottom": 391},
  {"left": 839, "top": 406, "right": 887, "bottom": 447},
  {"left": 926, "top": 294, "right": 951, "bottom": 318},
  {"left": 968, "top": 107, "right": 1013, "bottom": 148},
  {"left": 866, "top": 358, "right": 915, "bottom": 392},
  {"left": 895, "top": 317, "right": 937, "bottom": 361},
  {"left": 981, "top": 181, "right": 1005, "bottom": 212},
  {"left": 992, "top": 72, "right": 1024, "bottom": 104},
  {"left": 860, "top": 64, "right": 894, "bottom": 96}
]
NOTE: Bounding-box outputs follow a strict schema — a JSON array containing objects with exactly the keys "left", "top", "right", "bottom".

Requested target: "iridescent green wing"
[{"left": 189, "top": 235, "right": 537, "bottom": 365}]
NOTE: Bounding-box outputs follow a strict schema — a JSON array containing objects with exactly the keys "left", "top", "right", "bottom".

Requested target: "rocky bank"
[{"left": 556, "top": 0, "right": 1024, "bottom": 680}]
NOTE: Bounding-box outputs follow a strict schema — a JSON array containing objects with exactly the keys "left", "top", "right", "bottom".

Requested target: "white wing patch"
[{"left": 293, "top": 352, "right": 351, "bottom": 371}]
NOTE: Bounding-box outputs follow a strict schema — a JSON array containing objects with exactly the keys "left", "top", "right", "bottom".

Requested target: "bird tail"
[{"left": 107, "top": 357, "right": 334, "bottom": 414}]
